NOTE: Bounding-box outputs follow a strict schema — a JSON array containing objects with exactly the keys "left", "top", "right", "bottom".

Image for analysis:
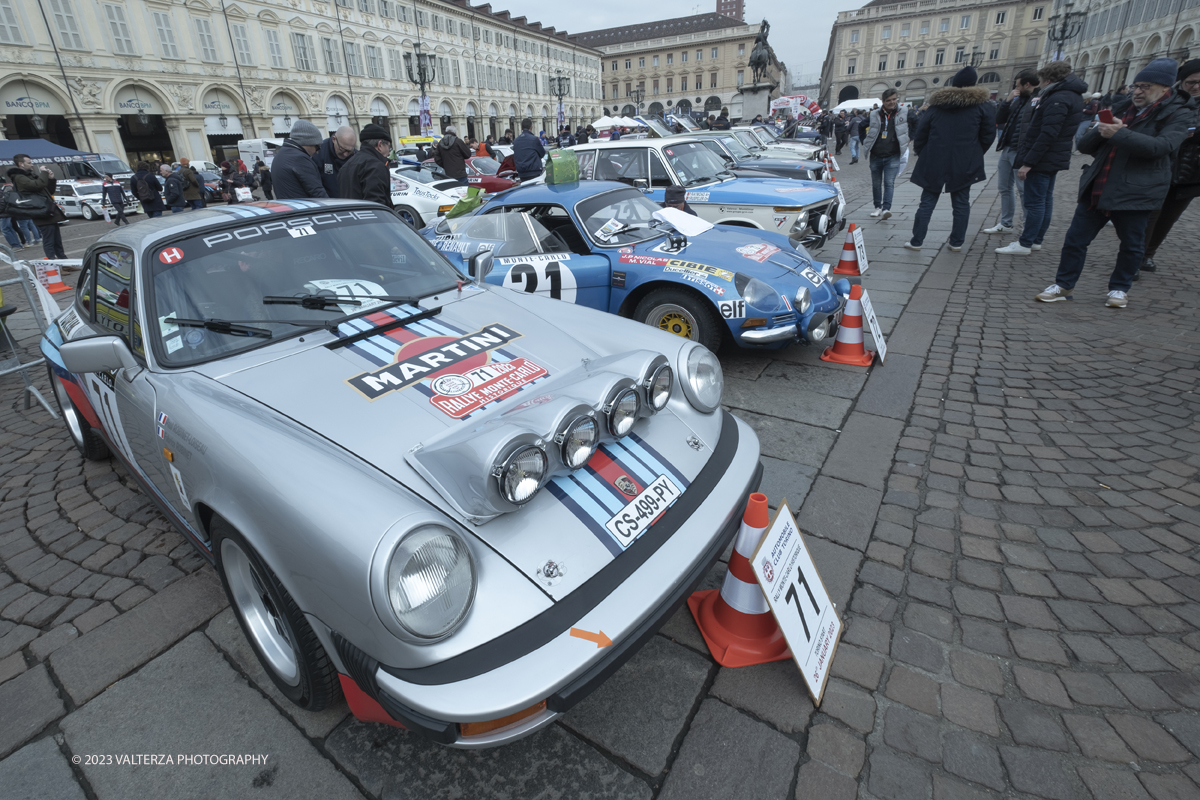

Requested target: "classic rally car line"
[
  {"left": 734, "top": 124, "right": 826, "bottom": 160},
  {"left": 389, "top": 164, "right": 470, "bottom": 228},
  {"left": 569, "top": 138, "right": 845, "bottom": 250},
  {"left": 40, "top": 199, "right": 763, "bottom": 748},
  {"left": 682, "top": 131, "right": 827, "bottom": 181},
  {"left": 421, "top": 180, "right": 847, "bottom": 351}
]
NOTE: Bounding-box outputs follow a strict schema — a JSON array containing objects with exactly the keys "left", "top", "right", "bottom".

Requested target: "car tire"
[
  {"left": 395, "top": 206, "right": 423, "bottom": 228},
  {"left": 81, "top": 204, "right": 97, "bottom": 221},
  {"left": 46, "top": 366, "right": 111, "bottom": 461},
  {"left": 634, "top": 288, "right": 724, "bottom": 352},
  {"left": 213, "top": 519, "right": 342, "bottom": 712}
]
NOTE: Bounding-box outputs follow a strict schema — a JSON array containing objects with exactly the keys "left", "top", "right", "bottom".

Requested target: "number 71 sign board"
[{"left": 750, "top": 501, "right": 843, "bottom": 705}]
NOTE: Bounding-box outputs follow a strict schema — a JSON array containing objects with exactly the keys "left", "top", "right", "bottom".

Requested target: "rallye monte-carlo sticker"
[{"left": 339, "top": 308, "right": 549, "bottom": 418}]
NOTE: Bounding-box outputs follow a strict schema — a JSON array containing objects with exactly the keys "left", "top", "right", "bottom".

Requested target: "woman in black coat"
[
  {"left": 906, "top": 66, "right": 997, "bottom": 250},
  {"left": 1140, "top": 58, "right": 1200, "bottom": 274}
]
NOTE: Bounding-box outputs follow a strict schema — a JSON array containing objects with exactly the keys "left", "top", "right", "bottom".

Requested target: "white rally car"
[
  {"left": 53, "top": 179, "right": 138, "bottom": 221},
  {"left": 389, "top": 164, "right": 470, "bottom": 228}
]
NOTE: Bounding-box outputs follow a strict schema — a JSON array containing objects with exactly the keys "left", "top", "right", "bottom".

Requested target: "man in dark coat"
[
  {"left": 834, "top": 112, "right": 848, "bottom": 154},
  {"left": 161, "top": 164, "right": 186, "bottom": 213},
  {"left": 312, "top": 125, "right": 357, "bottom": 198},
  {"left": 513, "top": 118, "right": 547, "bottom": 182},
  {"left": 847, "top": 110, "right": 864, "bottom": 163},
  {"left": 131, "top": 161, "right": 165, "bottom": 218},
  {"left": 996, "top": 62, "right": 1087, "bottom": 255},
  {"left": 905, "top": 67, "right": 996, "bottom": 251},
  {"left": 1139, "top": 59, "right": 1200, "bottom": 275},
  {"left": 1036, "top": 58, "right": 1195, "bottom": 308},
  {"left": 338, "top": 123, "right": 394, "bottom": 208},
  {"left": 271, "top": 120, "right": 329, "bottom": 200},
  {"left": 985, "top": 69, "right": 1039, "bottom": 234},
  {"left": 433, "top": 126, "right": 473, "bottom": 183},
  {"left": 254, "top": 158, "right": 273, "bottom": 200},
  {"left": 661, "top": 185, "right": 699, "bottom": 216},
  {"left": 178, "top": 158, "right": 204, "bottom": 209},
  {"left": 711, "top": 111, "right": 732, "bottom": 130},
  {"left": 101, "top": 175, "right": 129, "bottom": 226},
  {"left": 7, "top": 155, "right": 67, "bottom": 258}
]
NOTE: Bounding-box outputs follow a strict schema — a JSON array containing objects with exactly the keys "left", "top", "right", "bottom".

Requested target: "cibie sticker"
[
  {"left": 719, "top": 300, "right": 746, "bottom": 319},
  {"left": 736, "top": 243, "right": 781, "bottom": 263},
  {"left": 158, "top": 247, "right": 184, "bottom": 264}
]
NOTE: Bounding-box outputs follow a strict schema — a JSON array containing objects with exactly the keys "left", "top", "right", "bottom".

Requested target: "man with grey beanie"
[
  {"left": 1035, "top": 58, "right": 1195, "bottom": 308},
  {"left": 271, "top": 119, "right": 330, "bottom": 200}
]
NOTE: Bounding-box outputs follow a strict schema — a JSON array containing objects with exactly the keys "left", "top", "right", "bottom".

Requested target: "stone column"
[
  {"left": 77, "top": 115, "right": 126, "bottom": 162},
  {"left": 164, "top": 119, "right": 191, "bottom": 162}
]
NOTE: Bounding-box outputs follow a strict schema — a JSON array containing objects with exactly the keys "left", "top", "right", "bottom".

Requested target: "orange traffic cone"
[
  {"left": 687, "top": 492, "right": 790, "bottom": 668},
  {"left": 35, "top": 259, "right": 71, "bottom": 294},
  {"left": 831, "top": 224, "right": 861, "bottom": 276},
  {"left": 821, "top": 284, "right": 875, "bottom": 366}
]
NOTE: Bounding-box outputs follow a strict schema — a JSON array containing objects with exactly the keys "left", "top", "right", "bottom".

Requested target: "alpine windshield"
[
  {"left": 148, "top": 209, "right": 460, "bottom": 366},
  {"left": 575, "top": 188, "right": 670, "bottom": 246}
]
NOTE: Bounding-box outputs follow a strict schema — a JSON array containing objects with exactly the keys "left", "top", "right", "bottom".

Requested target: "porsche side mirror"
[
  {"left": 60, "top": 335, "right": 138, "bottom": 374},
  {"left": 633, "top": 178, "right": 649, "bottom": 191},
  {"left": 468, "top": 249, "right": 494, "bottom": 284}
]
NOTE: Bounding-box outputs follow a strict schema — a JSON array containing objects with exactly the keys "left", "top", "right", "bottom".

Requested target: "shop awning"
[{"left": 0, "top": 140, "right": 98, "bottom": 165}]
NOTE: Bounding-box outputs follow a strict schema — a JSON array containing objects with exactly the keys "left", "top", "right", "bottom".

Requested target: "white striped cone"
[
  {"left": 717, "top": 507, "right": 770, "bottom": 615},
  {"left": 821, "top": 284, "right": 874, "bottom": 366},
  {"left": 832, "top": 224, "right": 861, "bottom": 276}
]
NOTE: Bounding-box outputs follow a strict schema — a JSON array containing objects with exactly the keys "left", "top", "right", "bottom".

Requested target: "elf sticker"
[{"left": 718, "top": 300, "right": 746, "bottom": 319}]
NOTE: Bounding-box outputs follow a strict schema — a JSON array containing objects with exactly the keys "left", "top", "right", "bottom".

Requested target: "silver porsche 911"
[{"left": 40, "top": 199, "right": 763, "bottom": 747}]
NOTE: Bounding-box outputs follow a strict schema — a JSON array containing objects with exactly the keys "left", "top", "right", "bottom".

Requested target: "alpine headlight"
[
  {"left": 560, "top": 415, "right": 599, "bottom": 469},
  {"left": 608, "top": 388, "right": 640, "bottom": 437},
  {"left": 795, "top": 287, "right": 812, "bottom": 314},
  {"left": 496, "top": 445, "right": 546, "bottom": 504},
  {"left": 386, "top": 526, "right": 475, "bottom": 639},
  {"left": 646, "top": 364, "right": 673, "bottom": 411},
  {"left": 735, "top": 273, "right": 783, "bottom": 312},
  {"left": 681, "top": 346, "right": 723, "bottom": 413}
]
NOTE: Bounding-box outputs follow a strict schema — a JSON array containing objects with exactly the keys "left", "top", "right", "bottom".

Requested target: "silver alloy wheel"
[
  {"left": 644, "top": 302, "right": 701, "bottom": 341},
  {"left": 221, "top": 538, "right": 300, "bottom": 686},
  {"left": 81, "top": 204, "right": 96, "bottom": 220},
  {"left": 50, "top": 373, "right": 86, "bottom": 446}
]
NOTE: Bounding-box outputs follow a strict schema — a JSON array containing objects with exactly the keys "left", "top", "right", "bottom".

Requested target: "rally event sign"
[
  {"left": 851, "top": 226, "right": 869, "bottom": 273},
  {"left": 858, "top": 289, "right": 888, "bottom": 363},
  {"left": 750, "top": 501, "right": 843, "bottom": 704}
]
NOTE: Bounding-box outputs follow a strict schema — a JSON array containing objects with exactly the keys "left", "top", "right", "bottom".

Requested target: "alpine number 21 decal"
[{"left": 498, "top": 255, "right": 578, "bottom": 302}]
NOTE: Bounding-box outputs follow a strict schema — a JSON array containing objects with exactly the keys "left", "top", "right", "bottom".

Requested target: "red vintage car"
[{"left": 422, "top": 156, "right": 518, "bottom": 193}]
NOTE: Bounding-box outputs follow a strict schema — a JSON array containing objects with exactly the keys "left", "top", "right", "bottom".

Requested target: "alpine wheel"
[
  {"left": 634, "top": 287, "right": 724, "bottom": 352},
  {"left": 214, "top": 519, "right": 341, "bottom": 712},
  {"left": 395, "top": 206, "right": 423, "bottom": 229},
  {"left": 46, "top": 366, "right": 111, "bottom": 461}
]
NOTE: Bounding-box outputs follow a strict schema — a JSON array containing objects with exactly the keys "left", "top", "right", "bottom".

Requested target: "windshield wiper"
[
  {"left": 172, "top": 318, "right": 274, "bottom": 338},
  {"left": 326, "top": 304, "right": 442, "bottom": 350},
  {"left": 681, "top": 177, "right": 712, "bottom": 188},
  {"left": 263, "top": 293, "right": 421, "bottom": 311}
]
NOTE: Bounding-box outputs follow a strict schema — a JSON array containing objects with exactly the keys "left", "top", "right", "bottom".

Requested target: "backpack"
[{"left": 134, "top": 175, "right": 155, "bottom": 201}]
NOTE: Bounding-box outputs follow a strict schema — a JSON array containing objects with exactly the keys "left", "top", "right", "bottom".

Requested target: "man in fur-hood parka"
[{"left": 906, "top": 66, "right": 997, "bottom": 251}]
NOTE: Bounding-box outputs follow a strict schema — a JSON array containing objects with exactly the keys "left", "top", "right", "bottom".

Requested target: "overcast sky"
[{"left": 496, "top": 0, "right": 844, "bottom": 85}]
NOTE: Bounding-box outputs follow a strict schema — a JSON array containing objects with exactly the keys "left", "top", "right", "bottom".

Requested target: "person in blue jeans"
[
  {"left": 904, "top": 67, "right": 996, "bottom": 251},
  {"left": 1, "top": 217, "right": 21, "bottom": 249},
  {"left": 996, "top": 62, "right": 1086, "bottom": 255},
  {"left": 847, "top": 111, "right": 863, "bottom": 163},
  {"left": 862, "top": 89, "right": 910, "bottom": 220}
]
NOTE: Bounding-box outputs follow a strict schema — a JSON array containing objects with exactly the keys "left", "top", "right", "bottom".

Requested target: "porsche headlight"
[
  {"left": 681, "top": 346, "right": 723, "bottom": 413},
  {"left": 386, "top": 526, "right": 475, "bottom": 639},
  {"left": 496, "top": 445, "right": 546, "bottom": 504},
  {"left": 608, "top": 388, "right": 640, "bottom": 437},
  {"left": 560, "top": 415, "right": 599, "bottom": 469},
  {"left": 795, "top": 287, "right": 812, "bottom": 314},
  {"left": 736, "top": 274, "right": 783, "bottom": 312},
  {"left": 646, "top": 365, "right": 673, "bottom": 411}
]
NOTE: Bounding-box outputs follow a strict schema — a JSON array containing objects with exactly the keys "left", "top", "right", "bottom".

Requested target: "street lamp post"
[
  {"left": 1047, "top": 2, "right": 1086, "bottom": 61},
  {"left": 550, "top": 69, "right": 571, "bottom": 131},
  {"left": 404, "top": 42, "right": 437, "bottom": 136},
  {"left": 970, "top": 47, "right": 985, "bottom": 68},
  {"left": 629, "top": 87, "right": 645, "bottom": 116}
]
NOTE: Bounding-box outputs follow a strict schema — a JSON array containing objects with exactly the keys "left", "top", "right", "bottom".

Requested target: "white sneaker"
[
  {"left": 869, "top": 208, "right": 882, "bottom": 218},
  {"left": 996, "top": 242, "right": 1032, "bottom": 255},
  {"left": 881, "top": 210, "right": 892, "bottom": 220},
  {"left": 984, "top": 224, "right": 1014, "bottom": 234},
  {"left": 1030, "top": 244, "right": 1042, "bottom": 251},
  {"left": 948, "top": 244, "right": 962, "bottom": 252},
  {"left": 1106, "top": 290, "right": 1128, "bottom": 308},
  {"left": 903, "top": 241, "right": 921, "bottom": 251},
  {"left": 1035, "top": 284, "right": 1072, "bottom": 302}
]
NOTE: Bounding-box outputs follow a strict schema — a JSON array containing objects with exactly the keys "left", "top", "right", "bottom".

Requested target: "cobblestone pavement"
[{"left": 0, "top": 156, "right": 1197, "bottom": 799}]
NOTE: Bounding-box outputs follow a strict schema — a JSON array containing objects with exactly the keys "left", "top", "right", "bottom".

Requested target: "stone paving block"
[
  {"left": 854, "top": 353, "right": 923, "bottom": 421},
  {"left": 867, "top": 749, "right": 931, "bottom": 800},
  {"left": 830, "top": 642, "right": 884, "bottom": 690},
  {"left": 0, "top": 736, "right": 88, "bottom": 800},
  {"left": 933, "top": 773, "right": 1002, "bottom": 800},
  {"left": 29, "top": 624, "right": 77, "bottom": 660},
  {"left": 891, "top": 628, "right": 943, "bottom": 673},
  {"left": 806, "top": 722, "right": 866, "bottom": 776},
  {"left": 735, "top": 410, "right": 838, "bottom": 468},
  {"left": 0, "top": 664, "right": 65, "bottom": 758},
  {"left": 757, "top": 455, "right": 818, "bottom": 511},
  {"left": 999, "top": 699, "right": 1069, "bottom": 751},
  {"left": 0, "top": 625, "right": 38, "bottom": 660},
  {"left": 1136, "top": 773, "right": 1196, "bottom": 800},
  {"left": 943, "top": 733, "right": 1006, "bottom": 792},
  {"left": 883, "top": 704, "right": 942, "bottom": 763},
  {"left": 709, "top": 657, "right": 814, "bottom": 734},
  {"left": 1000, "top": 595, "right": 1060, "bottom": 630},
  {"left": 1077, "top": 766, "right": 1153, "bottom": 800},
  {"left": 1062, "top": 714, "right": 1136, "bottom": 763},
  {"left": 803, "top": 535, "right": 862, "bottom": 613},
  {"left": 71, "top": 601, "right": 118, "bottom": 634},
  {"left": 60, "top": 634, "right": 362, "bottom": 800},
  {"left": 1158, "top": 711, "right": 1200, "bottom": 758},
  {"left": 93, "top": 576, "right": 134, "bottom": 601},
  {"left": 795, "top": 759, "right": 858, "bottom": 800},
  {"left": 886, "top": 665, "right": 940, "bottom": 716},
  {"left": 1010, "top": 629, "right": 1070, "bottom": 666},
  {"left": 1105, "top": 714, "right": 1192, "bottom": 762},
  {"left": 953, "top": 586, "right": 1003, "bottom": 620},
  {"left": 796, "top": 476, "right": 883, "bottom": 552},
  {"left": 820, "top": 412, "right": 905, "bottom": 491},
  {"left": 657, "top": 699, "right": 799, "bottom": 800},
  {"left": 0, "top": 651, "right": 27, "bottom": 685},
  {"left": 961, "top": 619, "right": 1013, "bottom": 657},
  {"left": 1108, "top": 637, "right": 1174, "bottom": 672},
  {"left": 1000, "top": 747, "right": 1082, "bottom": 800},
  {"left": 51, "top": 572, "right": 227, "bottom": 704},
  {"left": 204, "top": 608, "right": 349, "bottom": 740},
  {"left": 563, "top": 635, "right": 710, "bottom": 776},
  {"left": 1, "top": 591, "right": 46, "bottom": 623},
  {"left": 1110, "top": 673, "right": 1181, "bottom": 711},
  {"left": 20, "top": 595, "right": 70, "bottom": 627},
  {"left": 820, "top": 678, "right": 877, "bottom": 734},
  {"left": 949, "top": 650, "right": 1005, "bottom": 695},
  {"left": 942, "top": 683, "right": 999, "bottom": 737}
]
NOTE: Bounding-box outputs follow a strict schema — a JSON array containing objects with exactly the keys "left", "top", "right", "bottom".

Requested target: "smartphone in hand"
[{"left": 1098, "top": 110, "right": 1116, "bottom": 124}]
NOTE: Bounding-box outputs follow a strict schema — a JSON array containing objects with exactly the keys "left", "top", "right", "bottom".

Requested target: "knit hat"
[
  {"left": 358, "top": 122, "right": 392, "bottom": 143},
  {"left": 950, "top": 66, "right": 978, "bottom": 87},
  {"left": 1179, "top": 58, "right": 1200, "bottom": 83},
  {"left": 1134, "top": 58, "right": 1179, "bottom": 88},
  {"left": 288, "top": 119, "right": 323, "bottom": 146},
  {"left": 664, "top": 186, "right": 687, "bottom": 204}
]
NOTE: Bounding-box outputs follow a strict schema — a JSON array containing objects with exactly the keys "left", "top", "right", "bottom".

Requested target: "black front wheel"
[
  {"left": 395, "top": 206, "right": 423, "bottom": 228},
  {"left": 47, "top": 366, "right": 111, "bottom": 461},
  {"left": 634, "top": 287, "right": 724, "bottom": 352}
]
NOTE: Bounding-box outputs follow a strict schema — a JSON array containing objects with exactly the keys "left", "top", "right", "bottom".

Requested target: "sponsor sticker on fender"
[
  {"left": 684, "top": 191, "right": 710, "bottom": 202},
  {"left": 736, "top": 243, "right": 781, "bottom": 263}
]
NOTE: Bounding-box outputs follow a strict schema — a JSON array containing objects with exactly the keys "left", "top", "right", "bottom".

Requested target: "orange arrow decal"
[{"left": 569, "top": 627, "right": 613, "bottom": 648}]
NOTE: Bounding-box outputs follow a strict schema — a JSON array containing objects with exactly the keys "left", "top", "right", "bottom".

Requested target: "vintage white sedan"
[{"left": 389, "top": 164, "right": 470, "bottom": 228}]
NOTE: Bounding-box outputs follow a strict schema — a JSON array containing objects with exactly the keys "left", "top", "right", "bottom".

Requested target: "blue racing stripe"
[
  {"left": 573, "top": 469, "right": 625, "bottom": 514},
  {"left": 599, "top": 442, "right": 657, "bottom": 486},
  {"left": 545, "top": 482, "right": 621, "bottom": 556},
  {"left": 626, "top": 433, "right": 690, "bottom": 487}
]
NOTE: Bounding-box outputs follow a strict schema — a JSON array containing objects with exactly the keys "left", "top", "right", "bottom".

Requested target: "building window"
[
  {"left": 881, "top": 26, "right": 891, "bottom": 40},
  {"left": 681, "top": 75, "right": 688, "bottom": 91},
  {"left": 48, "top": 0, "right": 84, "bottom": 49},
  {"left": 653, "top": 55, "right": 659, "bottom": 66},
  {"left": 901, "top": 23, "right": 910, "bottom": 37},
  {"left": 738, "top": 43, "right": 745, "bottom": 55},
  {"left": 195, "top": 18, "right": 218, "bottom": 61},
  {"left": 625, "top": 58, "right": 631, "bottom": 69},
  {"left": 878, "top": 55, "right": 887, "bottom": 71},
  {"left": 847, "top": 57, "right": 856, "bottom": 74},
  {"left": 388, "top": 48, "right": 402, "bottom": 79},
  {"left": 466, "top": 61, "right": 476, "bottom": 86},
  {"left": 452, "top": 59, "right": 461, "bottom": 85},
  {"left": 995, "top": 10, "right": 1006, "bottom": 25},
  {"left": 625, "top": 81, "right": 631, "bottom": 95},
  {"left": 989, "top": 46, "right": 999, "bottom": 59},
  {"left": 915, "top": 50, "right": 925, "bottom": 67},
  {"left": 954, "top": 45, "right": 966, "bottom": 62},
  {"left": 667, "top": 78, "right": 673, "bottom": 92},
  {"left": 417, "top": 10, "right": 427, "bottom": 28},
  {"left": 343, "top": 42, "right": 363, "bottom": 76},
  {"left": 358, "top": 0, "right": 373, "bottom": 12},
  {"left": 960, "top": 15, "right": 970, "bottom": 29},
  {"left": 1024, "top": 36, "right": 1040, "bottom": 56},
  {"left": 639, "top": 57, "right": 645, "bottom": 67},
  {"left": 939, "top": 17, "right": 949, "bottom": 32},
  {"left": 919, "top": 20, "right": 929, "bottom": 35},
  {"left": 396, "top": 6, "right": 408, "bottom": 22},
  {"left": 0, "top": 0, "right": 22, "bottom": 44},
  {"left": 847, "top": 28, "right": 857, "bottom": 42},
  {"left": 896, "top": 52, "right": 906, "bottom": 69},
  {"left": 365, "top": 45, "right": 383, "bottom": 77},
  {"left": 736, "top": 70, "right": 744, "bottom": 85},
  {"left": 612, "top": 60, "right": 617, "bottom": 70},
  {"left": 667, "top": 53, "right": 673, "bottom": 64},
  {"left": 696, "top": 49, "right": 703, "bottom": 61},
  {"left": 231, "top": 23, "right": 253, "bottom": 65},
  {"left": 711, "top": 47, "right": 718, "bottom": 58},
  {"left": 653, "top": 79, "right": 659, "bottom": 94},
  {"left": 1032, "top": 6, "right": 1044, "bottom": 20},
  {"left": 379, "top": 0, "right": 392, "bottom": 17},
  {"left": 322, "top": 37, "right": 342, "bottom": 73},
  {"left": 934, "top": 48, "right": 945, "bottom": 65},
  {"left": 710, "top": 72, "right": 717, "bottom": 88},
  {"left": 152, "top": 11, "right": 180, "bottom": 59},
  {"left": 432, "top": 13, "right": 442, "bottom": 31},
  {"left": 104, "top": 5, "right": 135, "bottom": 55},
  {"left": 292, "top": 32, "right": 316, "bottom": 71},
  {"left": 681, "top": 51, "right": 688, "bottom": 63},
  {"left": 265, "top": 29, "right": 284, "bottom": 68}
]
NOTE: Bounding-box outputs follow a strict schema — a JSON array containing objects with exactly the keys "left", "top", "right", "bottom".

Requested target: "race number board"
[
  {"left": 750, "top": 501, "right": 843, "bottom": 705},
  {"left": 851, "top": 227, "right": 869, "bottom": 274},
  {"left": 828, "top": 155, "right": 840, "bottom": 171},
  {"left": 858, "top": 289, "right": 887, "bottom": 363},
  {"left": 833, "top": 180, "right": 845, "bottom": 205}
]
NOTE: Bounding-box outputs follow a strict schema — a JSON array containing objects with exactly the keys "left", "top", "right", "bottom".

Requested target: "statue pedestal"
[{"left": 738, "top": 82, "right": 778, "bottom": 122}]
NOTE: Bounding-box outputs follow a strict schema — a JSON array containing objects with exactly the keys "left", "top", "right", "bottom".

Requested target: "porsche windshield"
[
  {"left": 149, "top": 209, "right": 459, "bottom": 365},
  {"left": 576, "top": 189, "right": 669, "bottom": 246}
]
